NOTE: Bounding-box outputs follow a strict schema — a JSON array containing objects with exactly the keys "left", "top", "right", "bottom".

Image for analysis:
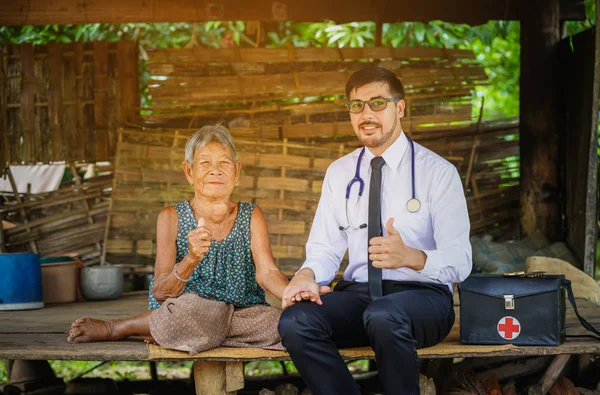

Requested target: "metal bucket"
[{"left": 80, "top": 265, "right": 123, "bottom": 301}]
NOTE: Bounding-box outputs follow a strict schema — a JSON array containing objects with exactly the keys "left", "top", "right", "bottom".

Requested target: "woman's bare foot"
[{"left": 67, "top": 317, "right": 122, "bottom": 343}]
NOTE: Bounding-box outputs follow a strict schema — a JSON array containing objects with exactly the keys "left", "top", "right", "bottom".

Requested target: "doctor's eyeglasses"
[{"left": 345, "top": 97, "right": 401, "bottom": 114}]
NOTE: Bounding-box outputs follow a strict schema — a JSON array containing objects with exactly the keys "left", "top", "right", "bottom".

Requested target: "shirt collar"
[{"left": 362, "top": 131, "right": 409, "bottom": 172}]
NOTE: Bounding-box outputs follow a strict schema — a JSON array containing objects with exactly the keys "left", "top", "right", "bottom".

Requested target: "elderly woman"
[{"left": 67, "top": 123, "right": 294, "bottom": 353}]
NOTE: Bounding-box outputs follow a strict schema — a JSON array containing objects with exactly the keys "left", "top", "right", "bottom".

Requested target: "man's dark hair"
[{"left": 345, "top": 67, "right": 405, "bottom": 100}]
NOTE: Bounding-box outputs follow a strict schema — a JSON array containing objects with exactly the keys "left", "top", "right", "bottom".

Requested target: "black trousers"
[{"left": 278, "top": 280, "right": 455, "bottom": 395}]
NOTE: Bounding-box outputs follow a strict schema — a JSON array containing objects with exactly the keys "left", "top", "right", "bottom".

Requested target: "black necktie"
[{"left": 368, "top": 156, "right": 385, "bottom": 300}]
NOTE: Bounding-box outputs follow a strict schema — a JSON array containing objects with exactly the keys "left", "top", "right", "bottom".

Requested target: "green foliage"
[
  {"left": 565, "top": 0, "right": 597, "bottom": 36},
  {"left": 267, "top": 20, "right": 521, "bottom": 120},
  {"left": 0, "top": 360, "right": 7, "bottom": 383},
  {"left": 0, "top": 22, "right": 248, "bottom": 49}
]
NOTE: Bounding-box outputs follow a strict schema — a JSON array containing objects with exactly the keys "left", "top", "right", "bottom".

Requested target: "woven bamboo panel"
[
  {"left": 103, "top": 128, "right": 350, "bottom": 271},
  {"left": 143, "top": 46, "right": 483, "bottom": 136},
  {"left": 1, "top": 176, "right": 112, "bottom": 257},
  {"left": 104, "top": 121, "right": 519, "bottom": 272},
  {"left": 146, "top": 47, "right": 477, "bottom": 65},
  {"left": 0, "top": 41, "right": 139, "bottom": 166}
]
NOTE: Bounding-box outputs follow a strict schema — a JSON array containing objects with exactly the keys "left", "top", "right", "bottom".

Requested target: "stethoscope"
[{"left": 339, "top": 137, "right": 420, "bottom": 231}]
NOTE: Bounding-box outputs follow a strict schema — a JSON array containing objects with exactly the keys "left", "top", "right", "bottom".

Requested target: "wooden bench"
[{"left": 1, "top": 291, "right": 599, "bottom": 394}]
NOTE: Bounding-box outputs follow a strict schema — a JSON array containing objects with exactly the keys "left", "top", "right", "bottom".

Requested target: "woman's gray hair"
[{"left": 184, "top": 122, "right": 237, "bottom": 164}]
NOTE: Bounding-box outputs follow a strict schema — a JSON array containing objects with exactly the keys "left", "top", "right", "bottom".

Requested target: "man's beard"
[{"left": 358, "top": 115, "right": 398, "bottom": 148}]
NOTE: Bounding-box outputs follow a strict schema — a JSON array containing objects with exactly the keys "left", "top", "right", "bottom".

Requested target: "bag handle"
[{"left": 563, "top": 279, "right": 600, "bottom": 341}]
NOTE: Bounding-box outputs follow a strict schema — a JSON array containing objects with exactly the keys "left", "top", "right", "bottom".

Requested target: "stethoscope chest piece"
[{"left": 406, "top": 198, "right": 421, "bottom": 213}]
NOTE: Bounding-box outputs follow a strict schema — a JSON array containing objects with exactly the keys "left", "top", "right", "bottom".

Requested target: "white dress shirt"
[{"left": 300, "top": 131, "right": 472, "bottom": 292}]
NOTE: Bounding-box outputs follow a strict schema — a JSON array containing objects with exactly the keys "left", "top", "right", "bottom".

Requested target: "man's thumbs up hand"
[{"left": 369, "top": 217, "right": 427, "bottom": 271}]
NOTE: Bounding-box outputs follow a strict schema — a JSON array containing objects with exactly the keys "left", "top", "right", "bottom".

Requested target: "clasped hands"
[{"left": 281, "top": 218, "right": 427, "bottom": 309}]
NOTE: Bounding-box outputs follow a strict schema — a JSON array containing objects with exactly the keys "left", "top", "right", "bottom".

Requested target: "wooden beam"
[
  {"left": 0, "top": 0, "right": 586, "bottom": 26},
  {"left": 562, "top": 26, "right": 600, "bottom": 275},
  {"left": 519, "top": 0, "right": 562, "bottom": 241}
]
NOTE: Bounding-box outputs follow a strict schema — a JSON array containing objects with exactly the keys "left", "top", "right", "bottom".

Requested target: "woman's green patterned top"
[{"left": 148, "top": 200, "right": 266, "bottom": 309}]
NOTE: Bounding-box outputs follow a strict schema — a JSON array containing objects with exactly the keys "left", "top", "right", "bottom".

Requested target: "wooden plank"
[
  {"left": 48, "top": 42, "right": 64, "bottom": 161},
  {"left": 256, "top": 177, "right": 308, "bottom": 192},
  {"left": 147, "top": 48, "right": 477, "bottom": 69},
  {"left": 105, "top": 240, "right": 134, "bottom": 254},
  {"left": 0, "top": 0, "right": 585, "bottom": 26},
  {"left": 116, "top": 40, "right": 139, "bottom": 126},
  {"left": 267, "top": 220, "right": 305, "bottom": 235},
  {"left": 271, "top": 245, "right": 304, "bottom": 259},
  {"left": 562, "top": 28, "right": 600, "bottom": 274},
  {"left": 519, "top": 0, "right": 562, "bottom": 241},
  {"left": 257, "top": 154, "right": 310, "bottom": 169},
  {"left": 20, "top": 43, "right": 35, "bottom": 163},
  {"left": 0, "top": 334, "right": 148, "bottom": 361},
  {"left": 0, "top": 45, "right": 7, "bottom": 168},
  {"left": 0, "top": 293, "right": 598, "bottom": 362},
  {"left": 93, "top": 41, "right": 109, "bottom": 162},
  {"left": 145, "top": 47, "right": 519, "bottom": 68},
  {"left": 148, "top": 68, "right": 482, "bottom": 105},
  {"left": 114, "top": 168, "right": 188, "bottom": 184},
  {"left": 254, "top": 198, "right": 307, "bottom": 211}
]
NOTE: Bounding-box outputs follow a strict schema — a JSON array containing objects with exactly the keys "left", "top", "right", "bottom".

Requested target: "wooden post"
[
  {"left": 74, "top": 42, "right": 86, "bottom": 162},
  {"left": 116, "top": 40, "right": 140, "bottom": 127},
  {"left": 519, "top": 0, "right": 562, "bottom": 241},
  {"left": 93, "top": 41, "right": 109, "bottom": 162},
  {"left": 375, "top": 21, "right": 383, "bottom": 46},
  {"left": 561, "top": 24, "right": 600, "bottom": 275},
  {"left": 193, "top": 360, "right": 243, "bottom": 395},
  {"left": 0, "top": 45, "right": 7, "bottom": 169},
  {"left": 48, "top": 42, "right": 64, "bottom": 162}
]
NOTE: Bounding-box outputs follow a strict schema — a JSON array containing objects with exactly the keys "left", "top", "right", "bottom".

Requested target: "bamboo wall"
[
  {"left": 1, "top": 175, "right": 112, "bottom": 257},
  {"left": 105, "top": 122, "right": 519, "bottom": 274},
  {"left": 0, "top": 42, "right": 520, "bottom": 272},
  {"left": 143, "top": 46, "right": 484, "bottom": 138},
  {"left": 0, "top": 41, "right": 139, "bottom": 167},
  {"left": 98, "top": 45, "right": 518, "bottom": 273}
]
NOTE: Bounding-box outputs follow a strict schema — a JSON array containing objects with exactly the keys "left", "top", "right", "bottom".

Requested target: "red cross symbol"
[{"left": 497, "top": 316, "right": 521, "bottom": 340}]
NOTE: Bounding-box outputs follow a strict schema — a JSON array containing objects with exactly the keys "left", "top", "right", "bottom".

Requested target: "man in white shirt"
[{"left": 278, "top": 67, "right": 472, "bottom": 394}]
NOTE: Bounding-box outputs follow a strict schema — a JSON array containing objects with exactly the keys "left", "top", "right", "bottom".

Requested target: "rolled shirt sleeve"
[
  {"left": 419, "top": 165, "right": 472, "bottom": 283},
  {"left": 299, "top": 168, "right": 348, "bottom": 286}
]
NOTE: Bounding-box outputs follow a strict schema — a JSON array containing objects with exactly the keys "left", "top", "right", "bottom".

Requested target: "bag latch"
[{"left": 504, "top": 295, "right": 515, "bottom": 310}]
